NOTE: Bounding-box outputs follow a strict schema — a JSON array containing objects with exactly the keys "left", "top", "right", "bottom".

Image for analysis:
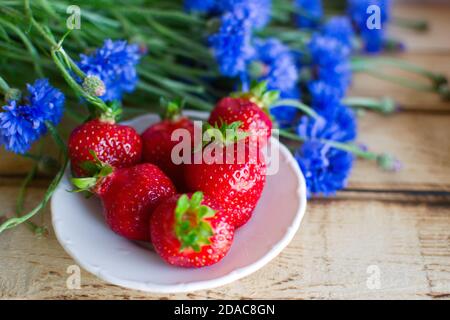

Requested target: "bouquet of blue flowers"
[{"left": 0, "top": 0, "right": 448, "bottom": 234}]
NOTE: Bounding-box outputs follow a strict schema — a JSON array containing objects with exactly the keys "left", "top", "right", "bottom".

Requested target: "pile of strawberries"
[{"left": 69, "top": 84, "right": 276, "bottom": 268}]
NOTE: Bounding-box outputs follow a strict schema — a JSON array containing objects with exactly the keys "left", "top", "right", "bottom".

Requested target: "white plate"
[{"left": 51, "top": 112, "right": 307, "bottom": 293}]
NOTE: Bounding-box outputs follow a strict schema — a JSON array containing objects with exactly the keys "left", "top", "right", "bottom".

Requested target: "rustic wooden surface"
[{"left": 1, "top": 2, "right": 449, "bottom": 300}]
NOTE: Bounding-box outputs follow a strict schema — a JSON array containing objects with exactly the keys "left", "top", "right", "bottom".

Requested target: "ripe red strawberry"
[
  {"left": 208, "top": 82, "right": 279, "bottom": 147},
  {"left": 150, "top": 192, "right": 234, "bottom": 268},
  {"left": 72, "top": 162, "right": 176, "bottom": 242},
  {"left": 68, "top": 119, "right": 142, "bottom": 177},
  {"left": 184, "top": 124, "right": 267, "bottom": 228},
  {"left": 142, "top": 101, "right": 195, "bottom": 191}
]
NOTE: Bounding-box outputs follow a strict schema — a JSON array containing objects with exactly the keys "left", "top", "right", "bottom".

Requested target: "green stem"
[
  {"left": 16, "top": 156, "right": 44, "bottom": 234},
  {"left": 0, "top": 123, "right": 68, "bottom": 234},
  {"left": 25, "top": 4, "right": 112, "bottom": 117},
  {"left": 271, "top": 99, "right": 319, "bottom": 119},
  {"left": 24, "top": 9, "right": 57, "bottom": 47},
  {"left": 365, "top": 69, "right": 435, "bottom": 92},
  {"left": 0, "top": 75, "right": 10, "bottom": 94},
  {"left": 352, "top": 62, "right": 436, "bottom": 92},
  {"left": 392, "top": 16, "right": 428, "bottom": 32},
  {"left": 146, "top": 16, "right": 213, "bottom": 62},
  {"left": 279, "top": 130, "right": 400, "bottom": 171},
  {"left": 342, "top": 97, "right": 397, "bottom": 114},
  {"left": 353, "top": 56, "right": 446, "bottom": 84},
  {"left": 0, "top": 16, "right": 44, "bottom": 77},
  {"left": 51, "top": 49, "right": 110, "bottom": 115}
]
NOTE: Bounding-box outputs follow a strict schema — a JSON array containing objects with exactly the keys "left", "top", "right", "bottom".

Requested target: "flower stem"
[
  {"left": 51, "top": 49, "right": 110, "bottom": 116},
  {"left": 0, "top": 75, "right": 11, "bottom": 94},
  {"left": 392, "top": 16, "right": 429, "bottom": 32},
  {"left": 15, "top": 156, "right": 46, "bottom": 235},
  {"left": 342, "top": 97, "right": 397, "bottom": 114},
  {"left": 278, "top": 129, "right": 401, "bottom": 171},
  {"left": 352, "top": 56, "right": 447, "bottom": 85},
  {"left": 352, "top": 62, "right": 436, "bottom": 92},
  {"left": 0, "top": 74, "right": 22, "bottom": 102},
  {"left": 0, "top": 123, "right": 68, "bottom": 234},
  {"left": 0, "top": 16, "right": 44, "bottom": 77},
  {"left": 270, "top": 99, "right": 319, "bottom": 119}
]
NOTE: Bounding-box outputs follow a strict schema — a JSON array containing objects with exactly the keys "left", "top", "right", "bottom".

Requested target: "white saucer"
[{"left": 51, "top": 112, "right": 307, "bottom": 293}]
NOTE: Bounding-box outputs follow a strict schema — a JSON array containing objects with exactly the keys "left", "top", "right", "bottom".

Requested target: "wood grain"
[
  {"left": 349, "top": 53, "right": 450, "bottom": 112},
  {"left": 390, "top": 3, "right": 450, "bottom": 52},
  {"left": 0, "top": 2, "right": 449, "bottom": 300},
  {"left": 0, "top": 187, "right": 449, "bottom": 300},
  {"left": 348, "top": 112, "right": 450, "bottom": 191}
]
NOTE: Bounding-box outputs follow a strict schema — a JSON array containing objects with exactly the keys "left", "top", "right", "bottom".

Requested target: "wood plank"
[
  {"left": 348, "top": 112, "right": 450, "bottom": 192},
  {"left": 1, "top": 112, "right": 450, "bottom": 192},
  {"left": 0, "top": 187, "right": 449, "bottom": 299},
  {"left": 0, "top": 135, "right": 60, "bottom": 177},
  {"left": 390, "top": 2, "right": 450, "bottom": 53},
  {"left": 349, "top": 53, "right": 450, "bottom": 112}
]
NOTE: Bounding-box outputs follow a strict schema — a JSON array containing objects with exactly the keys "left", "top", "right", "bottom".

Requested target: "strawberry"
[
  {"left": 208, "top": 82, "right": 279, "bottom": 147},
  {"left": 142, "top": 100, "right": 195, "bottom": 191},
  {"left": 184, "top": 123, "right": 267, "bottom": 228},
  {"left": 72, "top": 160, "right": 176, "bottom": 242},
  {"left": 68, "top": 119, "right": 142, "bottom": 177},
  {"left": 150, "top": 192, "right": 234, "bottom": 268}
]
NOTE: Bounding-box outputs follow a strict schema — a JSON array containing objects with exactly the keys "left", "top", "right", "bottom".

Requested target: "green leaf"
[
  {"left": 99, "top": 165, "right": 113, "bottom": 177},
  {"left": 79, "top": 161, "right": 99, "bottom": 176},
  {"left": 190, "top": 191, "right": 203, "bottom": 209},
  {"left": 71, "top": 177, "right": 97, "bottom": 191},
  {"left": 175, "top": 194, "right": 190, "bottom": 221},
  {"left": 174, "top": 192, "right": 217, "bottom": 253},
  {"left": 202, "top": 207, "right": 216, "bottom": 219}
]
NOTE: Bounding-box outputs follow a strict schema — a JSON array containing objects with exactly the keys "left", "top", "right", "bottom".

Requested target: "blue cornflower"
[
  {"left": 250, "top": 38, "right": 300, "bottom": 128},
  {"left": 348, "top": 0, "right": 391, "bottom": 53},
  {"left": 308, "top": 33, "right": 352, "bottom": 96},
  {"left": 295, "top": 0, "right": 323, "bottom": 28},
  {"left": 309, "top": 33, "right": 351, "bottom": 69},
  {"left": 26, "top": 79, "right": 65, "bottom": 133},
  {"left": 348, "top": 0, "right": 390, "bottom": 27},
  {"left": 308, "top": 80, "right": 344, "bottom": 114},
  {"left": 295, "top": 141, "right": 354, "bottom": 197},
  {"left": 184, "top": 0, "right": 217, "bottom": 13},
  {"left": 297, "top": 104, "right": 357, "bottom": 143},
  {"left": 218, "top": 0, "right": 272, "bottom": 30},
  {"left": 321, "top": 16, "right": 355, "bottom": 49},
  {"left": 0, "top": 101, "right": 39, "bottom": 154},
  {"left": 270, "top": 86, "right": 301, "bottom": 129},
  {"left": 209, "top": 12, "right": 255, "bottom": 77},
  {"left": 252, "top": 38, "right": 299, "bottom": 92},
  {"left": 78, "top": 39, "right": 142, "bottom": 102},
  {"left": 0, "top": 79, "right": 65, "bottom": 154},
  {"left": 360, "top": 28, "right": 385, "bottom": 53}
]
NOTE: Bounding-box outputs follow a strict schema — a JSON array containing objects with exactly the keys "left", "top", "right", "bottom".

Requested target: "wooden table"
[{"left": 1, "top": 2, "right": 449, "bottom": 300}]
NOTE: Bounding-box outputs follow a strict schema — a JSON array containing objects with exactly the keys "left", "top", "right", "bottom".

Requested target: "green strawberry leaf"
[{"left": 174, "top": 192, "right": 217, "bottom": 253}]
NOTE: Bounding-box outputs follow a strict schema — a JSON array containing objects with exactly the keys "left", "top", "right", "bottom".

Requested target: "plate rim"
[{"left": 51, "top": 113, "right": 307, "bottom": 293}]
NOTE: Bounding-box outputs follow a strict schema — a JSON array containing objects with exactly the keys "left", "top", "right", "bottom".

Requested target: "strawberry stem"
[
  {"left": 174, "top": 192, "right": 216, "bottom": 252},
  {"left": 232, "top": 81, "right": 280, "bottom": 112},
  {"left": 202, "top": 121, "right": 248, "bottom": 148},
  {"left": 160, "top": 97, "right": 184, "bottom": 121},
  {"left": 70, "top": 150, "right": 113, "bottom": 193}
]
